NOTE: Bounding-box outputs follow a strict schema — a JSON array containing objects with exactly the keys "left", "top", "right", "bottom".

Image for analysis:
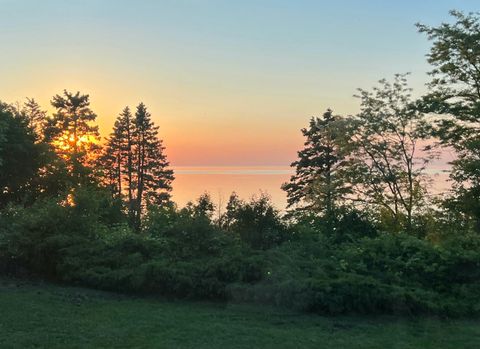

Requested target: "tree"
[
  {"left": 220, "top": 191, "right": 242, "bottom": 228},
  {"left": 45, "top": 90, "right": 99, "bottom": 182},
  {"left": 131, "top": 103, "right": 174, "bottom": 229},
  {"left": 100, "top": 103, "right": 174, "bottom": 230},
  {"left": 22, "top": 98, "right": 47, "bottom": 140},
  {"left": 282, "top": 109, "right": 351, "bottom": 233},
  {"left": 0, "top": 102, "right": 42, "bottom": 207},
  {"left": 417, "top": 11, "right": 480, "bottom": 232},
  {"left": 100, "top": 107, "right": 133, "bottom": 200},
  {"left": 223, "top": 193, "right": 287, "bottom": 250},
  {"left": 191, "top": 192, "right": 216, "bottom": 219},
  {"left": 349, "top": 75, "right": 434, "bottom": 232}
]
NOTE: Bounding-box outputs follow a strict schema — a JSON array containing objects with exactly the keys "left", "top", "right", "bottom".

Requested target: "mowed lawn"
[{"left": 1, "top": 279, "right": 479, "bottom": 349}]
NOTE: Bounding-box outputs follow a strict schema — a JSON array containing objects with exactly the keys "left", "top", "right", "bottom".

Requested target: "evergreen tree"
[
  {"left": 101, "top": 103, "right": 173, "bottom": 229},
  {"left": 99, "top": 106, "right": 136, "bottom": 222},
  {"left": 22, "top": 98, "right": 47, "bottom": 140},
  {"left": 45, "top": 90, "right": 99, "bottom": 183},
  {"left": 132, "top": 103, "right": 174, "bottom": 229},
  {"left": 282, "top": 109, "right": 351, "bottom": 232},
  {"left": 100, "top": 107, "right": 132, "bottom": 198}
]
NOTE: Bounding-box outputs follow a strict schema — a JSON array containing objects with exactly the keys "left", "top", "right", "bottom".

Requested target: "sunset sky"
[{"left": 1, "top": 0, "right": 477, "bottom": 166}]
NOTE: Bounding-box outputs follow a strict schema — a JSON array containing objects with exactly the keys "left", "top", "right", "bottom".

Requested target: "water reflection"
[
  {"left": 171, "top": 166, "right": 452, "bottom": 211},
  {"left": 171, "top": 166, "right": 292, "bottom": 210}
]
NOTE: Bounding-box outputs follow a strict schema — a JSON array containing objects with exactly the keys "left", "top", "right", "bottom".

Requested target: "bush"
[
  {"left": 2, "top": 186, "right": 480, "bottom": 316},
  {"left": 227, "top": 234, "right": 480, "bottom": 316},
  {"left": 222, "top": 193, "right": 290, "bottom": 250}
]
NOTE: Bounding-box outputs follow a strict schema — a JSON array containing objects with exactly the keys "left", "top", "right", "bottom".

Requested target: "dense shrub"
[
  {"left": 2, "top": 189, "right": 480, "bottom": 316},
  {"left": 222, "top": 193, "right": 290, "bottom": 250},
  {"left": 228, "top": 233, "right": 480, "bottom": 316}
]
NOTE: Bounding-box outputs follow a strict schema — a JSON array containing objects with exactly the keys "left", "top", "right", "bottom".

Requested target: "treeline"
[{"left": 1, "top": 10, "right": 480, "bottom": 316}]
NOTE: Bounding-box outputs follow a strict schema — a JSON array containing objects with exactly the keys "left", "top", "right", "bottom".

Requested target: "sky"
[{"left": 0, "top": 0, "right": 478, "bottom": 166}]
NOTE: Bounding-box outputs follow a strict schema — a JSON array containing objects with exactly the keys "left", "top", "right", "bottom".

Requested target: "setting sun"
[{"left": 52, "top": 133, "right": 99, "bottom": 152}]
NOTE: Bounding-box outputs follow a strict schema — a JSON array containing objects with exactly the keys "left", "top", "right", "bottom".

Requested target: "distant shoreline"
[{"left": 172, "top": 166, "right": 294, "bottom": 175}]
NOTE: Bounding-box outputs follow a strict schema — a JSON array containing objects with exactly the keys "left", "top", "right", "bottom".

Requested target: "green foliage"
[
  {"left": 98, "top": 103, "right": 174, "bottom": 230},
  {"left": 0, "top": 102, "right": 52, "bottom": 208},
  {"left": 45, "top": 91, "right": 100, "bottom": 185},
  {"left": 347, "top": 74, "right": 434, "bottom": 232},
  {"left": 282, "top": 109, "right": 351, "bottom": 233},
  {"left": 0, "top": 186, "right": 125, "bottom": 277},
  {"left": 2, "top": 10, "right": 480, "bottom": 319},
  {"left": 418, "top": 11, "right": 480, "bottom": 232},
  {"left": 223, "top": 193, "right": 289, "bottom": 250},
  {"left": 230, "top": 232, "right": 480, "bottom": 316},
  {"left": 3, "top": 187, "right": 480, "bottom": 316}
]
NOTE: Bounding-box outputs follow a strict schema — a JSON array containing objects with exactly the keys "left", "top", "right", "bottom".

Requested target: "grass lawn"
[{"left": 0, "top": 279, "right": 479, "bottom": 349}]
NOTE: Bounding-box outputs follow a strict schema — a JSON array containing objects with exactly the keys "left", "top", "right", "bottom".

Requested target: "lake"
[
  {"left": 171, "top": 166, "right": 293, "bottom": 210},
  {"left": 171, "top": 166, "right": 452, "bottom": 211}
]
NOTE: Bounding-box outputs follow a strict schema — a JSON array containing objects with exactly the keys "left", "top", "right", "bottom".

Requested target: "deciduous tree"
[
  {"left": 349, "top": 75, "right": 434, "bottom": 232},
  {"left": 417, "top": 11, "right": 480, "bottom": 231}
]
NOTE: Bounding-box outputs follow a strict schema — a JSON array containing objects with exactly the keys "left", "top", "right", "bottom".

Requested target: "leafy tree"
[
  {"left": 349, "top": 75, "right": 434, "bottom": 232},
  {"left": 0, "top": 102, "right": 43, "bottom": 207},
  {"left": 191, "top": 192, "right": 216, "bottom": 219},
  {"left": 45, "top": 90, "right": 100, "bottom": 182},
  {"left": 220, "top": 192, "right": 242, "bottom": 228},
  {"left": 417, "top": 11, "right": 480, "bottom": 232},
  {"left": 282, "top": 109, "right": 351, "bottom": 233},
  {"left": 223, "top": 193, "right": 288, "bottom": 250}
]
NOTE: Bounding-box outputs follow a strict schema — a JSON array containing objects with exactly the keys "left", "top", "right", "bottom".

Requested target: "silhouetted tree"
[
  {"left": 45, "top": 90, "right": 99, "bottom": 183},
  {"left": 220, "top": 191, "right": 242, "bottom": 228},
  {"left": 132, "top": 103, "right": 174, "bottom": 229},
  {"left": 191, "top": 192, "right": 215, "bottom": 219},
  {"left": 349, "top": 75, "right": 434, "bottom": 232},
  {"left": 282, "top": 109, "right": 351, "bottom": 233},
  {"left": 223, "top": 193, "right": 287, "bottom": 250},
  {"left": 101, "top": 103, "right": 173, "bottom": 229},
  {"left": 0, "top": 102, "right": 43, "bottom": 207},
  {"left": 418, "top": 11, "right": 480, "bottom": 232},
  {"left": 100, "top": 107, "right": 133, "bottom": 198},
  {"left": 22, "top": 98, "right": 47, "bottom": 140}
]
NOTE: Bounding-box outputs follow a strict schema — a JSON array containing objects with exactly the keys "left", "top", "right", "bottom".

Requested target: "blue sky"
[{"left": 0, "top": 0, "right": 478, "bottom": 165}]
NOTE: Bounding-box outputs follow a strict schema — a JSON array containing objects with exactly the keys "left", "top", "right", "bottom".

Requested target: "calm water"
[
  {"left": 171, "top": 166, "right": 293, "bottom": 210},
  {"left": 171, "top": 166, "right": 452, "bottom": 211}
]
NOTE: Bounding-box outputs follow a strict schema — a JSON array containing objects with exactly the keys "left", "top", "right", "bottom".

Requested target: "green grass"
[{"left": 1, "top": 279, "right": 479, "bottom": 348}]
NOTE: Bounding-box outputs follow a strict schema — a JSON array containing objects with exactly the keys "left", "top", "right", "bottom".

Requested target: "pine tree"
[
  {"left": 45, "top": 90, "right": 99, "bottom": 182},
  {"left": 22, "top": 98, "right": 47, "bottom": 140},
  {"left": 100, "top": 110, "right": 126, "bottom": 197},
  {"left": 101, "top": 103, "right": 174, "bottom": 230},
  {"left": 282, "top": 109, "right": 350, "bottom": 231},
  {"left": 132, "top": 103, "right": 174, "bottom": 229},
  {"left": 99, "top": 107, "right": 135, "bottom": 219}
]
